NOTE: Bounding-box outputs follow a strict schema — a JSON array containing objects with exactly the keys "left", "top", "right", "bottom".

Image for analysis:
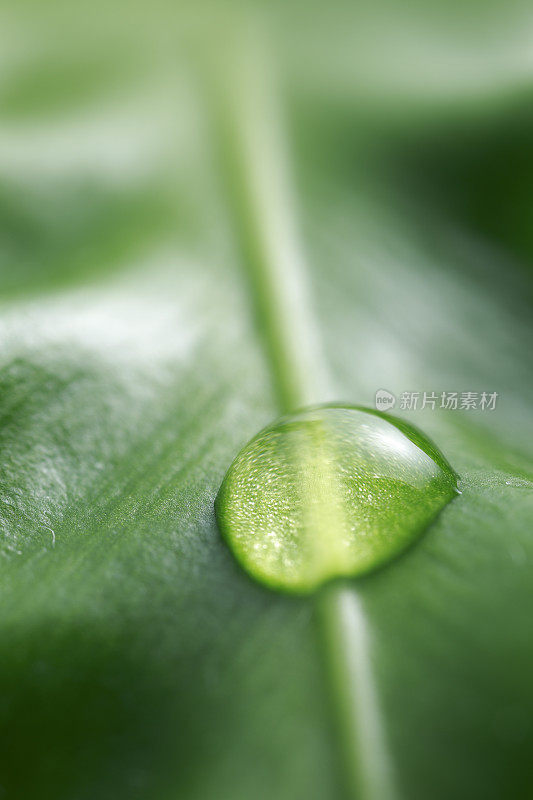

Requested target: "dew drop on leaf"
[{"left": 215, "top": 405, "right": 459, "bottom": 594}]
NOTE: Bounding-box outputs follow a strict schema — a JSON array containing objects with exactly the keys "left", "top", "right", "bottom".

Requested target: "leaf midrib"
[{"left": 211, "top": 33, "right": 397, "bottom": 800}]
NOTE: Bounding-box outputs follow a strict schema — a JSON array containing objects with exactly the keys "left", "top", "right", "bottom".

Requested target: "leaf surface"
[{"left": 1, "top": 5, "right": 532, "bottom": 800}]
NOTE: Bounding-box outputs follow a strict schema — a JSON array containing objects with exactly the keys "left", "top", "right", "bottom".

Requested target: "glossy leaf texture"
[{"left": 1, "top": 3, "right": 532, "bottom": 800}]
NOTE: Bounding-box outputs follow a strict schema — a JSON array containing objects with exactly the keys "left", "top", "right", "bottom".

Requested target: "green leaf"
[{"left": 1, "top": 5, "right": 532, "bottom": 800}]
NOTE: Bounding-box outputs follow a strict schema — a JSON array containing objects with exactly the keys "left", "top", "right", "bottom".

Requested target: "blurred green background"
[{"left": 0, "top": 1, "right": 532, "bottom": 799}]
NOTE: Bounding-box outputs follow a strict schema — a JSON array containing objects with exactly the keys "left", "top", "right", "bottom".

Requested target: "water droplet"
[{"left": 216, "top": 404, "right": 458, "bottom": 594}]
